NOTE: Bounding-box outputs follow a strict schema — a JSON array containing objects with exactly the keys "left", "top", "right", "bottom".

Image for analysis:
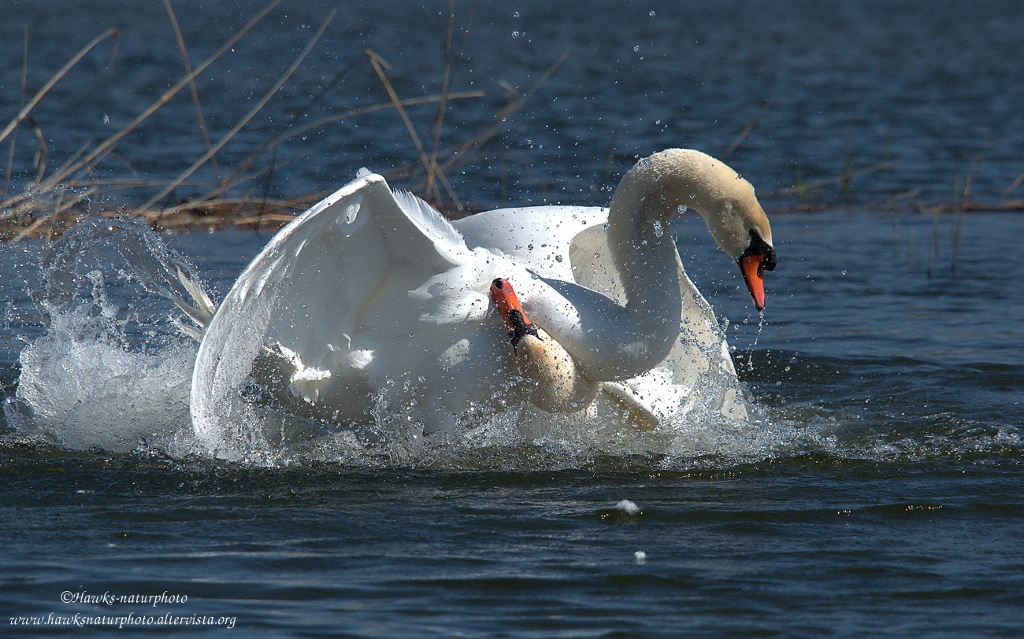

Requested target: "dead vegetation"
[
  {"left": 0, "top": 0, "right": 566, "bottom": 240},
  {"left": 1, "top": 0, "right": 1021, "bottom": 242}
]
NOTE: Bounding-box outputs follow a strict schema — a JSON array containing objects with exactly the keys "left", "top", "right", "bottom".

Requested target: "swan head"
[
  {"left": 489, "top": 278, "right": 595, "bottom": 412},
  {"left": 490, "top": 278, "right": 539, "bottom": 350},
  {"left": 613, "top": 149, "right": 777, "bottom": 310}
]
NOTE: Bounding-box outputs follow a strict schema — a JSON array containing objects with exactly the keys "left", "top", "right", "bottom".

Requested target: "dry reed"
[
  {"left": 0, "top": 0, "right": 565, "bottom": 240},
  {"left": 3, "top": 2, "right": 1022, "bottom": 242}
]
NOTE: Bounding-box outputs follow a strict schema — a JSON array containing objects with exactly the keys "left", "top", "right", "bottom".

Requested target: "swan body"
[
  {"left": 513, "top": 326, "right": 594, "bottom": 412},
  {"left": 186, "top": 149, "right": 776, "bottom": 443}
]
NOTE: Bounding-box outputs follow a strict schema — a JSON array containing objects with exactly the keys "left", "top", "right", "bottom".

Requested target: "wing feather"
[{"left": 191, "top": 173, "right": 470, "bottom": 444}]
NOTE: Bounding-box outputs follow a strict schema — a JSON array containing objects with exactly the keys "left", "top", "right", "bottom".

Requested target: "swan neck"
[
  {"left": 607, "top": 151, "right": 721, "bottom": 235},
  {"left": 608, "top": 148, "right": 763, "bottom": 262},
  {"left": 605, "top": 156, "right": 699, "bottom": 307}
]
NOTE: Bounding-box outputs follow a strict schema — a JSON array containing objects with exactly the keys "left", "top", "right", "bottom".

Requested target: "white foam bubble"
[{"left": 615, "top": 499, "right": 641, "bottom": 516}]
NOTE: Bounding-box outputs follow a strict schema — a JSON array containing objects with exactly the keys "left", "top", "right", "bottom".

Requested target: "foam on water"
[
  {"left": 3, "top": 219, "right": 200, "bottom": 454},
  {"left": 2, "top": 217, "right": 829, "bottom": 469}
]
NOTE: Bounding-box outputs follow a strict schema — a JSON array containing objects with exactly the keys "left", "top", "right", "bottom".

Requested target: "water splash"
[
  {"left": 745, "top": 312, "right": 766, "bottom": 373},
  {"left": 3, "top": 217, "right": 800, "bottom": 469},
  {"left": 5, "top": 217, "right": 201, "bottom": 453}
]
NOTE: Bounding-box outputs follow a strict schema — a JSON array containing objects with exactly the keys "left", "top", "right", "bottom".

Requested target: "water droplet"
[
  {"left": 649, "top": 10, "right": 656, "bottom": 16},
  {"left": 652, "top": 219, "right": 664, "bottom": 238},
  {"left": 344, "top": 202, "right": 360, "bottom": 224},
  {"left": 676, "top": 204, "right": 688, "bottom": 215},
  {"left": 633, "top": 45, "right": 640, "bottom": 52}
]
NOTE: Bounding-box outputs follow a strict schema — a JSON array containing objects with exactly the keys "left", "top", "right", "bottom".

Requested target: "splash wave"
[{"left": 3, "top": 217, "right": 801, "bottom": 469}]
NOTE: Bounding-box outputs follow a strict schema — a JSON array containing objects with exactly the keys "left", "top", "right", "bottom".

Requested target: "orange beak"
[
  {"left": 490, "top": 278, "right": 539, "bottom": 347},
  {"left": 739, "top": 254, "right": 767, "bottom": 311},
  {"left": 490, "top": 278, "right": 523, "bottom": 326}
]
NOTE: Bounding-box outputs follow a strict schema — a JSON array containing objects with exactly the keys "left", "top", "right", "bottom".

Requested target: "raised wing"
[
  {"left": 453, "top": 205, "right": 607, "bottom": 280},
  {"left": 190, "top": 173, "right": 469, "bottom": 454}
]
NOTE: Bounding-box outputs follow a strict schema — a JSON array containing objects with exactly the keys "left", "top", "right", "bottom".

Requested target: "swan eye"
[{"left": 742, "top": 229, "right": 777, "bottom": 271}]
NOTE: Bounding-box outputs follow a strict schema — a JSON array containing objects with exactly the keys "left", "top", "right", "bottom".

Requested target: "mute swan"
[
  {"left": 489, "top": 277, "right": 596, "bottom": 414},
  {"left": 181, "top": 149, "right": 776, "bottom": 444}
]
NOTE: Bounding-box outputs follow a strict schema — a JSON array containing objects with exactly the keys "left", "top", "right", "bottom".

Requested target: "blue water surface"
[{"left": 1, "top": 1, "right": 1023, "bottom": 637}]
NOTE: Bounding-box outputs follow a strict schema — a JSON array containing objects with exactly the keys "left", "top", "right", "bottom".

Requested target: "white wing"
[
  {"left": 190, "top": 173, "right": 483, "bottom": 451},
  {"left": 454, "top": 205, "right": 607, "bottom": 280}
]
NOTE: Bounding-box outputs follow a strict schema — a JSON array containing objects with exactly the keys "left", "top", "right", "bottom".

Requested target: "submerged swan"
[{"left": 179, "top": 149, "right": 777, "bottom": 440}]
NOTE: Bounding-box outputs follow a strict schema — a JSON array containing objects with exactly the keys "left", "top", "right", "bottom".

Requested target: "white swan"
[{"left": 182, "top": 149, "right": 776, "bottom": 446}]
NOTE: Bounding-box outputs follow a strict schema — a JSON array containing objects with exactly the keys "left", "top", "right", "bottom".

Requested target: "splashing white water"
[
  {"left": 4, "top": 219, "right": 201, "bottom": 453},
  {"left": 6, "top": 298, "right": 196, "bottom": 453},
  {"left": 4, "top": 217, "right": 795, "bottom": 468}
]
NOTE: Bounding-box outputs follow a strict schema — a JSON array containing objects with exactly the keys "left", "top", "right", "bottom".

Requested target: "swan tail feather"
[
  {"left": 598, "top": 383, "right": 661, "bottom": 432},
  {"left": 170, "top": 266, "right": 217, "bottom": 341}
]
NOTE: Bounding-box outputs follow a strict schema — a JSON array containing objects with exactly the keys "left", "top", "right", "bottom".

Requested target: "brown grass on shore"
[
  {"left": 0, "top": 0, "right": 567, "bottom": 241},
  {"left": 2, "top": 1, "right": 1022, "bottom": 243}
]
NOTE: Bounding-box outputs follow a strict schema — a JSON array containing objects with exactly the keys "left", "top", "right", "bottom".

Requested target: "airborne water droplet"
[
  {"left": 652, "top": 219, "right": 664, "bottom": 238},
  {"left": 744, "top": 312, "right": 766, "bottom": 373},
  {"left": 345, "top": 202, "right": 360, "bottom": 224}
]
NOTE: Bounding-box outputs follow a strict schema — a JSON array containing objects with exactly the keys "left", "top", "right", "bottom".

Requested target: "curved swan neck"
[
  {"left": 608, "top": 149, "right": 769, "bottom": 262},
  {"left": 605, "top": 150, "right": 726, "bottom": 310},
  {"left": 527, "top": 149, "right": 771, "bottom": 383},
  {"left": 608, "top": 150, "right": 728, "bottom": 229}
]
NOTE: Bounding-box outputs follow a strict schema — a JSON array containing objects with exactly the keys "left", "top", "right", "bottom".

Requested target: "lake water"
[{"left": 2, "top": 1, "right": 1023, "bottom": 637}]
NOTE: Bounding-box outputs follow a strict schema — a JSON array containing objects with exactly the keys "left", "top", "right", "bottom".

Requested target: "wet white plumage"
[{"left": 187, "top": 149, "right": 774, "bottom": 449}]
